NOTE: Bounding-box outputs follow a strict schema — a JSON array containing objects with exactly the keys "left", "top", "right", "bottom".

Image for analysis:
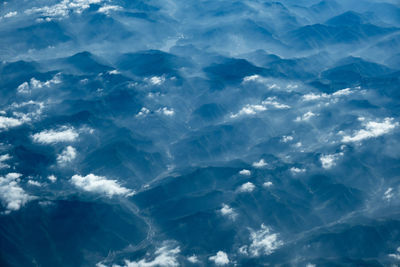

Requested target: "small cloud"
[
  {"left": 263, "top": 181, "right": 273, "bottom": 188},
  {"left": 342, "top": 117, "right": 398, "bottom": 143},
  {"left": 32, "top": 126, "right": 79, "bottom": 144},
  {"left": 239, "top": 169, "right": 251, "bottom": 176},
  {"left": 294, "top": 142, "right": 302, "bottom": 148},
  {"left": 98, "top": 5, "right": 122, "bottom": 14},
  {"left": 295, "top": 111, "right": 316, "bottom": 122},
  {"left": 113, "top": 243, "right": 180, "bottom": 267},
  {"left": 27, "top": 180, "right": 42, "bottom": 187},
  {"left": 290, "top": 167, "right": 306, "bottom": 174},
  {"left": 302, "top": 88, "right": 352, "bottom": 102},
  {"left": 57, "top": 146, "right": 77, "bottom": 165},
  {"left": 320, "top": 154, "right": 336, "bottom": 169},
  {"left": 136, "top": 107, "right": 150, "bottom": 117},
  {"left": 209, "top": 251, "right": 229, "bottom": 266},
  {"left": 219, "top": 204, "right": 237, "bottom": 220},
  {"left": 388, "top": 247, "right": 400, "bottom": 260},
  {"left": 0, "top": 101, "right": 43, "bottom": 131},
  {"left": 262, "top": 97, "right": 290, "bottom": 109},
  {"left": 187, "top": 255, "right": 199, "bottom": 264},
  {"left": 302, "top": 93, "right": 329, "bottom": 101},
  {"left": 384, "top": 187, "right": 394, "bottom": 201},
  {"left": 332, "top": 88, "right": 352, "bottom": 96},
  {"left": 157, "top": 107, "right": 175, "bottom": 116},
  {"left": 70, "top": 174, "right": 134, "bottom": 197},
  {"left": 252, "top": 159, "right": 267, "bottom": 168},
  {"left": 0, "top": 173, "right": 34, "bottom": 213},
  {"left": 320, "top": 153, "right": 343, "bottom": 169},
  {"left": 0, "top": 154, "right": 11, "bottom": 169},
  {"left": 231, "top": 104, "right": 266, "bottom": 118},
  {"left": 17, "top": 74, "right": 61, "bottom": 94},
  {"left": 0, "top": 116, "right": 25, "bottom": 130},
  {"left": 249, "top": 224, "right": 283, "bottom": 256},
  {"left": 281, "top": 135, "right": 293, "bottom": 143},
  {"left": 25, "top": 0, "right": 103, "bottom": 18},
  {"left": 48, "top": 175, "right": 57, "bottom": 183},
  {"left": 240, "top": 224, "right": 283, "bottom": 257},
  {"left": 108, "top": 69, "right": 120, "bottom": 75},
  {"left": 237, "top": 182, "right": 255, "bottom": 193},
  {"left": 4, "top": 11, "right": 17, "bottom": 18},
  {"left": 147, "top": 76, "right": 165, "bottom": 86},
  {"left": 243, "top": 74, "right": 262, "bottom": 82},
  {"left": 268, "top": 84, "right": 279, "bottom": 89}
]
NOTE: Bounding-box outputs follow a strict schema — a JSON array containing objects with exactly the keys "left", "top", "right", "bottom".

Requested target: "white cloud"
[
  {"left": 263, "top": 181, "right": 273, "bottom": 188},
  {"left": 239, "top": 169, "right": 251, "bottom": 176},
  {"left": 108, "top": 70, "right": 120, "bottom": 75},
  {"left": 302, "top": 88, "right": 352, "bottom": 102},
  {"left": 230, "top": 96, "right": 289, "bottom": 118},
  {"left": 388, "top": 247, "right": 400, "bottom": 260},
  {"left": 209, "top": 251, "right": 229, "bottom": 266},
  {"left": 230, "top": 96, "right": 290, "bottom": 118},
  {"left": 320, "top": 153, "right": 343, "bottom": 169},
  {"left": 332, "top": 88, "right": 352, "bottom": 96},
  {"left": 98, "top": 5, "right": 122, "bottom": 14},
  {"left": 262, "top": 97, "right": 290, "bottom": 109},
  {"left": 231, "top": 104, "right": 266, "bottom": 118},
  {"left": 28, "top": 180, "right": 42, "bottom": 187},
  {"left": 147, "top": 92, "right": 161, "bottom": 98},
  {"left": 57, "top": 146, "right": 77, "bottom": 165},
  {"left": 239, "top": 246, "right": 248, "bottom": 255},
  {"left": 0, "top": 173, "right": 34, "bottom": 213},
  {"left": 16, "top": 82, "right": 29, "bottom": 94},
  {"left": 10, "top": 100, "right": 45, "bottom": 122},
  {"left": 219, "top": 204, "right": 237, "bottom": 220},
  {"left": 281, "top": 135, "right": 293, "bottom": 143},
  {"left": 389, "top": 253, "right": 400, "bottom": 260},
  {"left": 302, "top": 93, "right": 329, "bottom": 101},
  {"left": 147, "top": 76, "right": 165, "bottom": 86},
  {"left": 286, "top": 84, "right": 298, "bottom": 89},
  {"left": 240, "top": 224, "right": 283, "bottom": 257},
  {"left": 4, "top": 11, "right": 17, "bottom": 18},
  {"left": 32, "top": 126, "right": 79, "bottom": 144},
  {"left": 320, "top": 154, "right": 336, "bottom": 169},
  {"left": 243, "top": 75, "right": 262, "bottom": 82},
  {"left": 294, "top": 142, "right": 302, "bottom": 148},
  {"left": 384, "top": 187, "right": 394, "bottom": 201},
  {"left": 0, "top": 154, "right": 11, "bottom": 169},
  {"left": 0, "top": 100, "right": 44, "bottom": 130},
  {"left": 114, "top": 244, "right": 180, "bottom": 267},
  {"left": 295, "top": 111, "right": 316, "bottom": 122},
  {"left": 25, "top": 0, "right": 103, "bottom": 18},
  {"left": 237, "top": 182, "right": 255, "bottom": 193},
  {"left": 252, "top": 159, "right": 267, "bottom": 168},
  {"left": 48, "top": 175, "right": 57, "bottom": 183},
  {"left": 0, "top": 116, "right": 25, "bottom": 130},
  {"left": 70, "top": 174, "right": 134, "bottom": 197},
  {"left": 17, "top": 74, "right": 61, "bottom": 94},
  {"left": 290, "top": 167, "right": 306, "bottom": 174},
  {"left": 136, "top": 107, "right": 150, "bottom": 118},
  {"left": 342, "top": 118, "right": 398, "bottom": 143},
  {"left": 157, "top": 107, "right": 175, "bottom": 116},
  {"left": 187, "top": 255, "right": 199, "bottom": 264},
  {"left": 268, "top": 84, "right": 279, "bottom": 89}
]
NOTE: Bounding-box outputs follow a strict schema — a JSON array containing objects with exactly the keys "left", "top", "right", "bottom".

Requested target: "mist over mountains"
[{"left": 1, "top": 0, "right": 400, "bottom": 266}]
